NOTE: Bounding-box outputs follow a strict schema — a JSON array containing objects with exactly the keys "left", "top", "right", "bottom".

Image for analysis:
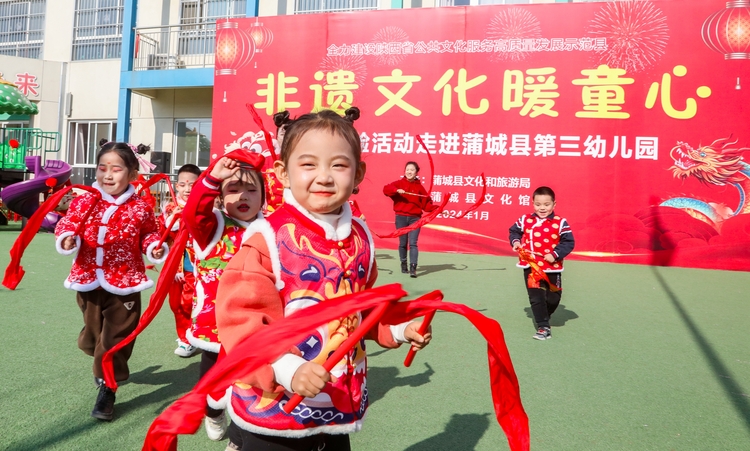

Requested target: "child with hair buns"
[{"left": 215, "top": 108, "right": 432, "bottom": 451}]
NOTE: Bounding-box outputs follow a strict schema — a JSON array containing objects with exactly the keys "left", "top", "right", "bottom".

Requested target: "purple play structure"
[{"left": 1, "top": 156, "right": 72, "bottom": 228}]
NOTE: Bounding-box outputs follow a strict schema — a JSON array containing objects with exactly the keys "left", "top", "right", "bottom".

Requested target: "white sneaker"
[
  {"left": 174, "top": 340, "right": 197, "bottom": 357},
  {"left": 205, "top": 413, "right": 228, "bottom": 441}
]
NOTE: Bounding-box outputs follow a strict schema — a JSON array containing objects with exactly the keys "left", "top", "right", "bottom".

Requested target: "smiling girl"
[
  {"left": 181, "top": 153, "right": 267, "bottom": 443},
  {"left": 214, "top": 108, "right": 432, "bottom": 451},
  {"left": 55, "top": 142, "right": 168, "bottom": 421}
]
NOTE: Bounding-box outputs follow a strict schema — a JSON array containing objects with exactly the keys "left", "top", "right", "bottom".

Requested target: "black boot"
[
  {"left": 91, "top": 382, "right": 116, "bottom": 421},
  {"left": 401, "top": 261, "right": 408, "bottom": 274},
  {"left": 409, "top": 263, "right": 417, "bottom": 278}
]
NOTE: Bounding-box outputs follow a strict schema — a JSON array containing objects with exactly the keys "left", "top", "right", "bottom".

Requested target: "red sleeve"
[
  {"left": 215, "top": 233, "right": 287, "bottom": 393},
  {"left": 54, "top": 194, "right": 92, "bottom": 238},
  {"left": 383, "top": 179, "right": 401, "bottom": 197},
  {"left": 183, "top": 176, "right": 221, "bottom": 248}
]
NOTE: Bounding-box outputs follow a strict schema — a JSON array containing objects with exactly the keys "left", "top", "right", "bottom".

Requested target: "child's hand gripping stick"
[
  {"left": 282, "top": 301, "right": 393, "bottom": 414},
  {"left": 403, "top": 310, "right": 436, "bottom": 368}
]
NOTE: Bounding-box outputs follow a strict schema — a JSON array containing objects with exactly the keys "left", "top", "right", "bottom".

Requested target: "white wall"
[
  {"left": 42, "top": 0, "right": 76, "bottom": 63},
  {"left": 130, "top": 88, "right": 213, "bottom": 154}
]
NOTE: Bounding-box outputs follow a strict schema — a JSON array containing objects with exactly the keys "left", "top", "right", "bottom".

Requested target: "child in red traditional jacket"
[
  {"left": 161, "top": 164, "right": 201, "bottom": 357},
  {"left": 55, "top": 142, "right": 168, "bottom": 421},
  {"left": 182, "top": 153, "right": 266, "bottom": 443},
  {"left": 215, "top": 108, "right": 432, "bottom": 451},
  {"left": 509, "top": 186, "right": 575, "bottom": 341},
  {"left": 383, "top": 161, "right": 436, "bottom": 278}
]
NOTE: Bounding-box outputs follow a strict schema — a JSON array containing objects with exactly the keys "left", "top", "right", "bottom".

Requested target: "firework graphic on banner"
[
  {"left": 371, "top": 26, "right": 409, "bottom": 66},
  {"left": 587, "top": 0, "right": 669, "bottom": 74},
  {"left": 486, "top": 8, "right": 542, "bottom": 62},
  {"left": 319, "top": 54, "right": 368, "bottom": 88}
]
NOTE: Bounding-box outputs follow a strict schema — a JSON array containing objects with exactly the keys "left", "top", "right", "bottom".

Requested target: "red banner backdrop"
[{"left": 211, "top": 0, "right": 750, "bottom": 270}]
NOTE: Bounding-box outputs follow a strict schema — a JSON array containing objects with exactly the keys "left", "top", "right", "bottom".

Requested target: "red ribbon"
[
  {"left": 518, "top": 248, "right": 560, "bottom": 292},
  {"left": 374, "top": 140, "right": 486, "bottom": 239},
  {"left": 102, "top": 226, "right": 190, "bottom": 390},
  {"left": 415, "top": 134, "right": 435, "bottom": 194},
  {"left": 283, "top": 298, "right": 395, "bottom": 414},
  {"left": 374, "top": 196, "right": 450, "bottom": 239},
  {"left": 141, "top": 284, "right": 529, "bottom": 451},
  {"left": 3, "top": 184, "right": 100, "bottom": 290},
  {"left": 156, "top": 212, "right": 181, "bottom": 249},
  {"left": 453, "top": 173, "right": 487, "bottom": 220},
  {"left": 246, "top": 103, "right": 279, "bottom": 162}
]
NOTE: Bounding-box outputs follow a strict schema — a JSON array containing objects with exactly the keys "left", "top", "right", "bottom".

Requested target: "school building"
[{"left": 0, "top": 0, "right": 576, "bottom": 185}]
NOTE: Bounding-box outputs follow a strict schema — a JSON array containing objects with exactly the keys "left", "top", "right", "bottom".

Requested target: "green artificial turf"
[{"left": 1, "top": 230, "right": 749, "bottom": 450}]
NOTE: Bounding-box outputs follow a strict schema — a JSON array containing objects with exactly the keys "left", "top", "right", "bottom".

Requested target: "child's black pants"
[{"left": 523, "top": 268, "right": 562, "bottom": 329}]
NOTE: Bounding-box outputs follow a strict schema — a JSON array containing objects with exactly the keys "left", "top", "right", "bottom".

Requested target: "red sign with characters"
[{"left": 211, "top": 0, "right": 750, "bottom": 271}]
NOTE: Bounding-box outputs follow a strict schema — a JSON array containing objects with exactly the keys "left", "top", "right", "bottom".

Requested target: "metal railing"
[
  {"left": 294, "top": 0, "right": 378, "bottom": 14},
  {"left": 134, "top": 24, "right": 216, "bottom": 71},
  {"left": 0, "top": 128, "right": 61, "bottom": 171}
]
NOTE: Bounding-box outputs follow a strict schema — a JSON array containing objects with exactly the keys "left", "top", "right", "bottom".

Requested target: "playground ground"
[{"left": 1, "top": 226, "right": 749, "bottom": 451}]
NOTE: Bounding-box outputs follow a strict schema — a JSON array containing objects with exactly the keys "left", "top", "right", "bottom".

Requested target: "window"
[
  {"left": 178, "top": 0, "right": 246, "bottom": 56},
  {"left": 72, "top": 0, "right": 124, "bottom": 61},
  {"left": 0, "top": 0, "right": 46, "bottom": 59},
  {"left": 439, "top": 0, "right": 529, "bottom": 5},
  {"left": 295, "top": 0, "right": 378, "bottom": 14},
  {"left": 68, "top": 121, "right": 117, "bottom": 166},
  {"left": 0, "top": 121, "right": 30, "bottom": 129},
  {"left": 180, "top": 0, "right": 247, "bottom": 26},
  {"left": 174, "top": 119, "right": 211, "bottom": 169}
]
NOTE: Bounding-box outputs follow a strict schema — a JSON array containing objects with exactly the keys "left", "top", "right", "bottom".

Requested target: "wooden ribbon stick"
[
  {"left": 403, "top": 314, "right": 434, "bottom": 367},
  {"left": 156, "top": 212, "right": 181, "bottom": 249},
  {"left": 282, "top": 300, "right": 394, "bottom": 414}
]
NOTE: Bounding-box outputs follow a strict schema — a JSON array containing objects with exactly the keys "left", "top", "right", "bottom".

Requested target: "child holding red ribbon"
[
  {"left": 161, "top": 164, "right": 202, "bottom": 357},
  {"left": 182, "top": 153, "right": 267, "bottom": 443},
  {"left": 54, "top": 142, "right": 168, "bottom": 421},
  {"left": 509, "top": 186, "right": 575, "bottom": 340},
  {"left": 214, "top": 108, "right": 432, "bottom": 451}
]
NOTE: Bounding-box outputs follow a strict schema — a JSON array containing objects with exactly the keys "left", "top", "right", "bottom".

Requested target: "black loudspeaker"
[{"left": 150, "top": 151, "right": 171, "bottom": 173}]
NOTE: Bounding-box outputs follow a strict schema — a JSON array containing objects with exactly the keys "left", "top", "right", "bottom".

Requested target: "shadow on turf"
[
  {"left": 118, "top": 362, "right": 201, "bottom": 415},
  {"left": 367, "top": 362, "right": 435, "bottom": 405},
  {"left": 524, "top": 304, "right": 579, "bottom": 327},
  {"left": 416, "top": 263, "right": 468, "bottom": 277},
  {"left": 5, "top": 363, "right": 201, "bottom": 451},
  {"left": 403, "top": 413, "right": 491, "bottom": 451},
  {"left": 652, "top": 267, "right": 750, "bottom": 436}
]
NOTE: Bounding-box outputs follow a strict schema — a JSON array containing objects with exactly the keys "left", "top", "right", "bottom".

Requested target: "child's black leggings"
[
  {"left": 199, "top": 350, "right": 223, "bottom": 418},
  {"left": 523, "top": 268, "right": 562, "bottom": 329},
  {"left": 228, "top": 422, "right": 351, "bottom": 451}
]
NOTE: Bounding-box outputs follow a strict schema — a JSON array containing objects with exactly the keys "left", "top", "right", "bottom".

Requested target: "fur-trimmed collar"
[
  {"left": 282, "top": 189, "right": 353, "bottom": 241},
  {"left": 92, "top": 182, "right": 135, "bottom": 205}
]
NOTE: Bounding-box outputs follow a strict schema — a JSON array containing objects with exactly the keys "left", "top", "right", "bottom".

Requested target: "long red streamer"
[
  {"left": 374, "top": 196, "right": 450, "bottom": 239},
  {"left": 453, "top": 173, "right": 487, "bottom": 220},
  {"left": 518, "top": 248, "right": 560, "bottom": 292},
  {"left": 101, "top": 227, "right": 189, "bottom": 390},
  {"left": 246, "top": 103, "right": 279, "bottom": 162},
  {"left": 141, "top": 284, "right": 529, "bottom": 451},
  {"left": 156, "top": 212, "right": 181, "bottom": 249},
  {"left": 415, "top": 134, "right": 435, "bottom": 194},
  {"left": 3, "top": 184, "right": 100, "bottom": 290}
]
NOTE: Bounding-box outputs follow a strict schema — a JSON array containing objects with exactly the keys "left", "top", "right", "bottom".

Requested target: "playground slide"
[{"left": 1, "top": 156, "right": 72, "bottom": 218}]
